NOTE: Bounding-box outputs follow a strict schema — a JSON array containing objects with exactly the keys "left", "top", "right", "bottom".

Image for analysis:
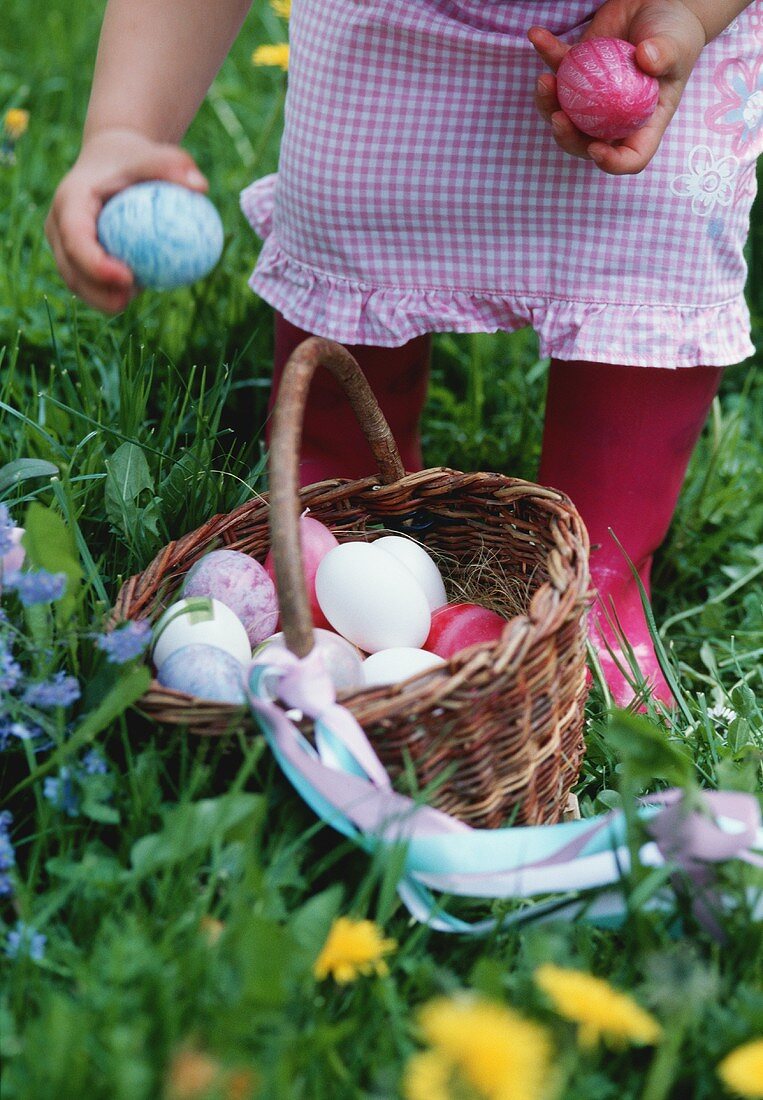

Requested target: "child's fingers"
[
  {"left": 587, "top": 100, "right": 675, "bottom": 175},
  {"left": 56, "top": 204, "right": 135, "bottom": 287},
  {"left": 635, "top": 35, "right": 683, "bottom": 79},
  {"left": 535, "top": 74, "right": 559, "bottom": 122},
  {"left": 527, "top": 26, "right": 570, "bottom": 73},
  {"left": 549, "top": 111, "right": 592, "bottom": 159},
  {"left": 125, "top": 146, "right": 208, "bottom": 194},
  {"left": 48, "top": 236, "right": 136, "bottom": 313}
]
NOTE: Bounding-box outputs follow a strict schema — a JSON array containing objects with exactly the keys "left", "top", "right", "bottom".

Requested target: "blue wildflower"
[
  {"left": 0, "top": 719, "right": 40, "bottom": 750},
  {"left": 81, "top": 749, "right": 108, "bottom": 775},
  {"left": 22, "top": 671, "right": 81, "bottom": 709},
  {"left": 8, "top": 569, "right": 66, "bottom": 606},
  {"left": 0, "top": 643, "right": 22, "bottom": 692},
  {"left": 95, "top": 619, "right": 152, "bottom": 664},
  {"left": 0, "top": 811, "right": 15, "bottom": 897},
  {"left": 0, "top": 504, "right": 14, "bottom": 556},
  {"left": 5, "top": 921, "right": 46, "bottom": 962},
  {"left": 43, "top": 767, "right": 80, "bottom": 816}
]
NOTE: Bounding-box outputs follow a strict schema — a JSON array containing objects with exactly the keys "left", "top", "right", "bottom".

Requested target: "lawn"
[{"left": 1, "top": 2, "right": 762, "bottom": 1098}]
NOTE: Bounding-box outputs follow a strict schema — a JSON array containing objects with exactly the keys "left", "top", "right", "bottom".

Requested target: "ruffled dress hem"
[{"left": 241, "top": 175, "right": 754, "bottom": 369}]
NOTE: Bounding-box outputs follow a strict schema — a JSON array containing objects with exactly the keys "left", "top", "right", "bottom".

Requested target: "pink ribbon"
[{"left": 247, "top": 649, "right": 763, "bottom": 936}]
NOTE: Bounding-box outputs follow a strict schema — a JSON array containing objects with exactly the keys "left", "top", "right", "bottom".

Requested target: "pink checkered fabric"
[{"left": 241, "top": 0, "right": 762, "bottom": 366}]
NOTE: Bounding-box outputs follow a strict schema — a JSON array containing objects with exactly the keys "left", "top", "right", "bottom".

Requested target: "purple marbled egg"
[
  {"left": 157, "top": 643, "right": 246, "bottom": 704},
  {"left": 182, "top": 549, "right": 278, "bottom": 645}
]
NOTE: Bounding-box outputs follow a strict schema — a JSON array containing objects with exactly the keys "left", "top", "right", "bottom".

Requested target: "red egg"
[
  {"left": 265, "top": 514, "right": 339, "bottom": 630},
  {"left": 556, "top": 38, "right": 659, "bottom": 141},
  {"left": 423, "top": 602, "right": 507, "bottom": 659}
]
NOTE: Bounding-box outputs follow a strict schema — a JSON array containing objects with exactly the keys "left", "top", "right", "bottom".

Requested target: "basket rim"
[{"left": 111, "top": 463, "right": 591, "bottom": 724}]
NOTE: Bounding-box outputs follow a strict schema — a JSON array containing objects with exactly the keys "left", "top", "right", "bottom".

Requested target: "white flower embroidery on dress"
[{"left": 669, "top": 145, "right": 739, "bottom": 217}]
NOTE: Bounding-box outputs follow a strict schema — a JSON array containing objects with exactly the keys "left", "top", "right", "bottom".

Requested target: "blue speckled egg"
[
  {"left": 97, "top": 181, "right": 224, "bottom": 289},
  {"left": 157, "top": 643, "right": 246, "bottom": 704}
]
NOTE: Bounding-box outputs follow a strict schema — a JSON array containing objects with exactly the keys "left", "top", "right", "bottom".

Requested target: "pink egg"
[
  {"left": 182, "top": 549, "right": 278, "bottom": 646},
  {"left": 423, "top": 603, "right": 507, "bottom": 660},
  {"left": 265, "top": 515, "right": 339, "bottom": 630},
  {"left": 556, "top": 38, "right": 659, "bottom": 141}
]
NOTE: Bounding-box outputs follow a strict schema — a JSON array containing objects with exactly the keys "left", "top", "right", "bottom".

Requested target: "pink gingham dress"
[{"left": 241, "top": 0, "right": 762, "bottom": 367}]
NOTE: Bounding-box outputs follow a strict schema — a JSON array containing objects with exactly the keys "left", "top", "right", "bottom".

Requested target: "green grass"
[{"left": 1, "top": 2, "right": 762, "bottom": 1097}]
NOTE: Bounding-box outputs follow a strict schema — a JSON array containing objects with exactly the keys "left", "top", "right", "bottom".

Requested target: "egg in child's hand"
[
  {"left": 181, "top": 549, "right": 278, "bottom": 646},
  {"left": 362, "top": 647, "right": 445, "bottom": 688},
  {"left": 373, "top": 535, "right": 447, "bottom": 612},
  {"left": 97, "top": 181, "right": 224, "bottom": 289},
  {"left": 152, "top": 596, "right": 251, "bottom": 671},
  {"left": 157, "top": 643, "right": 246, "bottom": 704},
  {"left": 556, "top": 38, "right": 659, "bottom": 141},
  {"left": 315, "top": 542, "right": 431, "bottom": 652},
  {"left": 255, "top": 628, "right": 365, "bottom": 693}
]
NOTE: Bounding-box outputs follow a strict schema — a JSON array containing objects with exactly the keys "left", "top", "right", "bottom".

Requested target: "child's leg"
[
  {"left": 269, "top": 312, "right": 431, "bottom": 486},
  {"left": 539, "top": 359, "right": 722, "bottom": 706}
]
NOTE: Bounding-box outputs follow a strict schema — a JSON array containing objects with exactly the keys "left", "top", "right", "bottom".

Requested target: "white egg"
[
  {"left": 363, "top": 647, "right": 446, "bottom": 687},
  {"left": 152, "top": 596, "right": 251, "bottom": 671},
  {"left": 374, "top": 535, "right": 448, "bottom": 611},
  {"left": 255, "top": 628, "right": 365, "bottom": 693},
  {"left": 315, "top": 542, "right": 431, "bottom": 653}
]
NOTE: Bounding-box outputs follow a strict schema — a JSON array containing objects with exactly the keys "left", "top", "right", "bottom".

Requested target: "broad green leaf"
[
  {"left": 290, "top": 884, "right": 344, "bottom": 955},
  {"left": 104, "top": 441, "right": 161, "bottom": 540},
  {"left": 21, "top": 501, "right": 82, "bottom": 620},
  {"left": 606, "top": 709, "right": 695, "bottom": 789},
  {"left": 130, "top": 792, "right": 264, "bottom": 877},
  {"left": 0, "top": 458, "right": 59, "bottom": 495}
]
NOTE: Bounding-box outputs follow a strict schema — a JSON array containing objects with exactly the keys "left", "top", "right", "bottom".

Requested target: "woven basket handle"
[{"left": 268, "top": 336, "right": 406, "bottom": 659}]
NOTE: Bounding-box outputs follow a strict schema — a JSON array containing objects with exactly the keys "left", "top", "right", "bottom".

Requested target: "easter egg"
[
  {"left": 264, "top": 515, "right": 339, "bottom": 630},
  {"left": 157, "top": 643, "right": 246, "bottom": 704},
  {"left": 97, "top": 181, "right": 224, "bottom": 289},
  {"left": 152, "top": 596, "right": 251, "bottom": 671},
  {"left": 315, "top": 541, "right": 431, "bottom": 653},
  {"left": 373, "top": 536, "right": 447, "bottom": 612},
  {"left": 556, "top": 38, "right": 659, "bottom": 141},
  {"left": 182, "top": 549, "right": 278, "bottom": 646},
  {"left": 362, "top": 647, "right": 446, "bottom": 688},
  {"left": 424, "top": 602, "right": 507, "bottom": 660},
  {"left": 255, "top": 628, "right": 364, "bottom": 693}
]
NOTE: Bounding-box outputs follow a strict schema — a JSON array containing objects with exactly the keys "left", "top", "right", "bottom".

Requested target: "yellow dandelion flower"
[
  {"left": 252, "top": 43, "right": 289, "bottom": 71},
  {"left": 312, "top": 916, "right": 396, "bottom": 983},
  {"left": 718, "top": 1039, "right": 763, "bottom": 1099},
  {"left": 534, "top": 964, "right": 662, "bottom": 1050},
  {"left": 413, "top": 995, "right": 553, "bottom": 1100},
  {"left": 199, "top": 916, "right": 225, "bottom": 945},
  {"left": 225, "top": 1067, "right": 259, "bottom": 1100},
  {"left": 4, "top": 108, "right": 29, "bottom": 140},
  {"left": 165, "top": 1047, "right": 220, "bottom": 1099},
  {"left": 270, "top": 0, "right": 291, "bottom": 18},
  {"left": 403, "top": 1049, "right": 453, "bottom": 1100}
]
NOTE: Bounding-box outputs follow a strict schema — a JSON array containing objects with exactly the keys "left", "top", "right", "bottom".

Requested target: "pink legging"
[{"left": 269, "top": 311, "right": 431, "bottom": 485}]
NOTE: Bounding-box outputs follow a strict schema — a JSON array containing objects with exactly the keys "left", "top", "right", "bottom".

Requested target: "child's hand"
[
  {"left": 45, "top": 129, "right": 208, "bottom": 313},
  {"left": 528, "top": 0, "right": 707, "bottom": 174}
]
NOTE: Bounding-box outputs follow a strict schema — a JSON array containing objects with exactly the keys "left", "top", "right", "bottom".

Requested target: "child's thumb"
[
  {"left": 131, "top": 146, "right": 208, "bottom": 192},
  {"left": 635, "top": 35, "right": 682, "bottom": 78}
]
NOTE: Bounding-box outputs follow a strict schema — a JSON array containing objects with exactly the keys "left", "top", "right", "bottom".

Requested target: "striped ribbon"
[{"left": 246, "top": 650, "right": 763, "bottom": 935}]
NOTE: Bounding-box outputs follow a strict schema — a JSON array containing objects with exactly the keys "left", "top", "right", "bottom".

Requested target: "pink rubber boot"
[
  {"left": 539, "top": 360, "right": 722, "bottom": 707},
  {"left": 270, "top": 312, "right": 431, "bottom": 485}
]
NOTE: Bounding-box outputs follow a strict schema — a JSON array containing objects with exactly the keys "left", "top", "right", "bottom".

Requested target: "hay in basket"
[{"left": 112, "top": 338, "right": 591, "bottom": 829}]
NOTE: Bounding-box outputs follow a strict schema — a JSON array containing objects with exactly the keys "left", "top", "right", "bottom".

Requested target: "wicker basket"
[{"left": 112, "top": 338, "right": 591, "bottom": 828}]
